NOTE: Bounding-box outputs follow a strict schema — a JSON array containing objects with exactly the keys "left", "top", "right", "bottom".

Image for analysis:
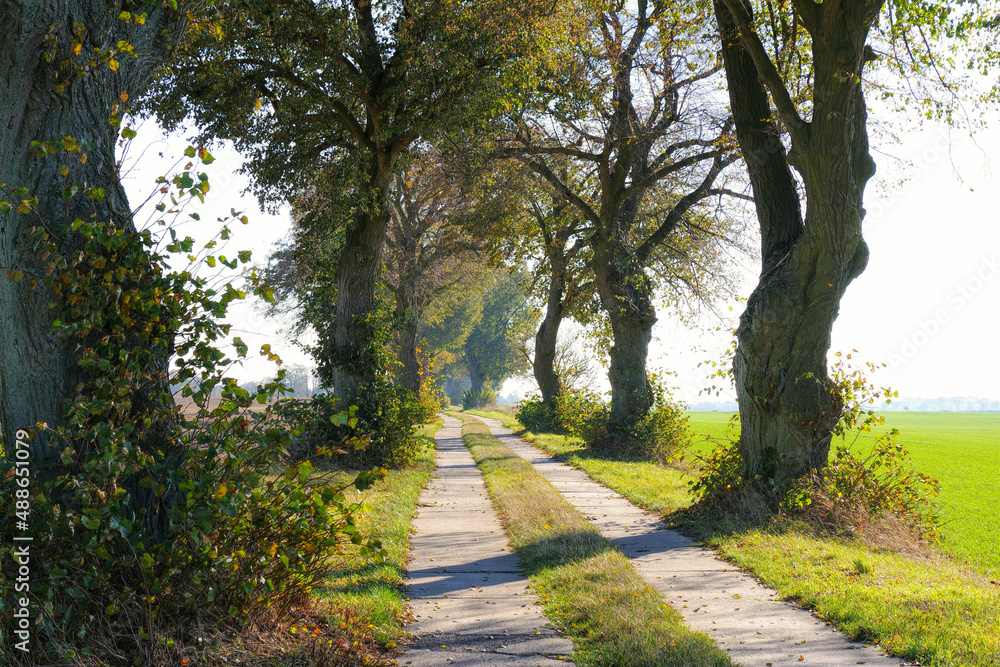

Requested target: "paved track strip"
[
  {"left": 470, "top": 414, "right": 914, "bottom": 667},
  {"left": 399, "top": 414, "right": 574, "bottom": 666}
]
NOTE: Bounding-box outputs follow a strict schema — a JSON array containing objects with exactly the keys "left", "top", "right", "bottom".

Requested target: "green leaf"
[
  {"left": 297, "top": 460, "right": 313, "bottom": 485},
  {"left": 6, "top": 270, "right": 24, "bottom": 283},
  {"left": 81, "top": 516, "right": 100, "bottom": 530}
]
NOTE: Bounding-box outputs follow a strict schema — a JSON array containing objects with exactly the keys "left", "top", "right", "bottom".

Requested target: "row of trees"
[
  {"left": 3, "top": 0, "right": 997, "bottom": 562},
  {"left": 2, "top": 0, "right": 997, "bottom": 660}
]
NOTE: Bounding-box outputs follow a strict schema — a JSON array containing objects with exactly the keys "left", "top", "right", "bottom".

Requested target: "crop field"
[{"left": 686, "top": 411, "right": 1000, "bottom": 577}]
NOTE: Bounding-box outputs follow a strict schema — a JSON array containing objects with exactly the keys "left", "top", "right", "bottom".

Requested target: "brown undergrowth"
[{"left": 146, "top": 602, "right": 397, "bottom": 666}]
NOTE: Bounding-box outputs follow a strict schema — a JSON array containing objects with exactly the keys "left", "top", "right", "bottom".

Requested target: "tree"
[
  {"left": 0, "top": 1, "right": 186, "bottom": 527},
  {"left": 505, "top": 0, "right": 746, "bottom": 437},
  {"left": 713, "top": 0, "right": 882, "bottom": 485},
  {"left": 385, "top": 150, "right": 483, "bottom": 392},
  {"left": 463, "top": 271, "right": 536, "bottom": 406},
  {"left": 460, "top": 159, "right": 597, "bottom": 407},
  {"left": 151, "top": 0, "right": 553, "bottom": 396}
]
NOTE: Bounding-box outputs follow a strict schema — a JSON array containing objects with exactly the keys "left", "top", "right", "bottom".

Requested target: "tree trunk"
[
  {"left": 0, "top": 3, "right": 182, "bottom": 461},
  {"left": 590, "top": 242, "right": 656, "bottom": 433},
  {"left": 397, "top": 311, "right": 421, "bottom": 393},
  {"left": 533, "top": 264, "right": 565, "bottom": 405},
  {"left": 1, "top": 4, "right": 185, "bottom": 541},
  {"left": 329, "top": 150, "right": 396, "bottom": 397},
  {"left": 466, "top": 353, "right": 486, "bottom": 400},
  {"left": 716, "top": 0, "right": 876, "bottom": 486}
]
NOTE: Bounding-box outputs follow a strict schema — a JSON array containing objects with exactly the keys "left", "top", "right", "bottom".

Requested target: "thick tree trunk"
[
  {"left": 330, "top": 151, "right": 396, "bottom": 397},
  {"left": 0, "top": 2, "right": 181, "bottom": 460},
  {"left": 716, "top": 0, "right": 876, "bottom": 486},
  {"left": 533, "top": 266, "right": 565, "bottom": 405},
  {"left": 1, "top": 3, "right": 185, "bottom": 540},
  {"left": 591, "top": 243, "right": 656, "bottom": 433},
  {"left": 466, "top": 354, "right": 486, "bottom": 400},
  {"left": 397, "top": 313, "right": 421, "bottom": 393}
]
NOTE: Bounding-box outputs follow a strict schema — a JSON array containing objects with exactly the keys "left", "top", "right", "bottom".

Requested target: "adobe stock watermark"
[
  {"left": 10, "top": 429, "right": 34, "bottom": 653},
  {"left": 887, "top": 254, "right": 999, "bottom": 369},
  {"left": 867, "top": 128, "right": 951, "bottom": 226}
]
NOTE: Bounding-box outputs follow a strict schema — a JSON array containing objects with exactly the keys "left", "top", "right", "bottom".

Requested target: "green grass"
[
  {"left": 450, "top": 412, "right": 735, "bottom": 667},
  {"left": 476, "top": 409, "right": 1000, "bottom": 666},
  {"left": 688, "top": 411, "right": 1000, "bottom": 578},
  {"left": 315, "top": 419, "right": 441, "bottom": 649}
]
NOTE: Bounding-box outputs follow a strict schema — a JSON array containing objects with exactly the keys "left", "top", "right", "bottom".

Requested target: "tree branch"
[{"left": 718, "top": 0, "right": 808, "bottom": 140}]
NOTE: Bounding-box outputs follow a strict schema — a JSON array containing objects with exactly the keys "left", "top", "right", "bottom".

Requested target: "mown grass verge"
[
  {"left": 449, "top": 412, "right": 734, "bottom": 667},
  {"left": 465, "top": 410, "right": 1000, "bottom": 667},
  {"left": 313, "top": 420, "right": 440, "bottom": 648}
]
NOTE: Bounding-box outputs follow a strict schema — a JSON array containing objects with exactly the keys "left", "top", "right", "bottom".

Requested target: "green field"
[{"left": 686, "top": 411, "right": 1000, "bottom": 577}]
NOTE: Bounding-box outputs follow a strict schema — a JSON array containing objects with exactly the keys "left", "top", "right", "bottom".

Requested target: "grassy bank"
[
  {"left": 315, "top": 420, "right": 440, "bottom": 649},
  {"left": 467, "top": 410, "right": 1000, "bottom": 666},
  {"left": 450, "top": 412, "right": 734, "bottom": 667},
  {"left": 688, "top": 411, "right": 1000, "bottom": 577}
]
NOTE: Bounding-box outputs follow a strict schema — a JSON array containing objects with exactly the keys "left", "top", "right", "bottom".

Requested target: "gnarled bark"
[
  {"left": 328, "top": 151, "right": 398, "bottom": 397},
  {"left": 715, "top": 0, "right": 877, "bottom": 485},
  {"left": 0, "top": 2, "right": 182, "bottom": 455}
]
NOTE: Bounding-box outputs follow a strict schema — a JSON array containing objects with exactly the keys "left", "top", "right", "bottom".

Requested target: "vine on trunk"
[{"left": 0, "top": 139, "right": 383, "bottom": 664}]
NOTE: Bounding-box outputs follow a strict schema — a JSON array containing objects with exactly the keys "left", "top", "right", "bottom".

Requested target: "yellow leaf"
[
  {"left": 215, "top": 484, "right": 227, "bottom": 498},
  {"left": 72, "top": 43, "right": 82, "bottom": 56},
  {"left": 254, "top": 98, "right": 263, "bottom": 111},
  {"left": 108, "top": 58, "right": 119, "bottom": 72}
]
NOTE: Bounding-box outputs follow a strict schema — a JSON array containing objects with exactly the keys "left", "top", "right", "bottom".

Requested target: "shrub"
[
  {"left": 273, "top": 392, "right": 355, "bottom": 461},
  {"left": 688, "top": 356, "right": 941, "bottom": 544},
  {"left": 352, "top": 380, "right": 424, "bottom": 468},
  {"left": 0, "top": 142, "right": 385, "bottom": 664},
  {"left": 274, "top": 382, "right": 425, "bottom": 469},
  {"left": 410, "top": 375, "right": 446, "bottom": 425},
  {"left": 515, "top": 394, "right": 559, "bottom": 432},
  {"left": 572, "top": 379, "right": 690, "bottom": 461},
  {"left": 462, "top": 388, "right": 497, "bottom": 410},
  {"left": 517, "top": 381, "right": 690, "bottom": 462}
]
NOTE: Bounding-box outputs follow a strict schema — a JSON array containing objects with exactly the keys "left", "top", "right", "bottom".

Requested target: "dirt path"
[
  {"left": 398, "top": 414, "right": 574, "bottom": 666},
  {"left": 470, "top": 414, "right": 913, "bottom": 667}
]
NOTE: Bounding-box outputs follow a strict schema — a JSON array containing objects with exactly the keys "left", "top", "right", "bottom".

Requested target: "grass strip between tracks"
[
  {"left": 450, "top": 412, "right": 735, "bottom": 667},
  {"left": 466, "top": 409, "right": 1000, "bottom": 667}
]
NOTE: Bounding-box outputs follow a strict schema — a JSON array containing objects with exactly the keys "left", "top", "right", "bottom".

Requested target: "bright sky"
[{"left": 122, "top": 110, "right": 1000, "bottom": 404}]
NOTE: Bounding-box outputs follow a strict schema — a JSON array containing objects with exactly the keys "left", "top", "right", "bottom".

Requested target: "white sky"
[{"left": 121, "top": 111, "right": 1000, "bottom": 403}]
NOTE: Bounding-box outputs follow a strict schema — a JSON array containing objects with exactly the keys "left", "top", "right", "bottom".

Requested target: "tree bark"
[
  {"left": 533, "top": 261, "right": 565, "bottom": 406},
  {"left": 0, "top": 2, "right": 182, "bottom": 460},
  {"left": 1, "top": 2, "right": 186, "bottom": 541},
  {"left": 396, "top": 293, "right": 421, "bottom": 393},
  {"left": 466, "top": 353, "right": 486, "bottom": 400},
  {"left": 590, "top": 240, "right": 656, "bottom": 432},
  {"left": 716, "top": 0, "right": 877, "bottom": 486},
  {"left": 329, "top": 150, "right": 396, "bottom": 397}
]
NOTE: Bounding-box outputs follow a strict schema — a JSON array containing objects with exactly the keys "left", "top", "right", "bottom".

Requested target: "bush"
[
  {"left": 410, "top": 376, "right": 446, "bottom": 424},
  {"left": 462, "top": 388, "right": 497, "bottom": 410},
  {"left": 353, "top": 380, "right": 424, "bottom": 468},
  {"left": 0, "top": 143, "right": 385, "bottom": 664},
  {"left": 574, "top": 379, "right": 690, "bottom": 462},
  {"left": 688, "top": 357, "right": 941, "bottom": 544},
  {"left": 516, "top": 382, "right": 690, "bottom": 462},
  {"left": 515, "top": 395, "right": 559, "bottom": 432},
  {"left": 275, "top": 382, "right": 425, "bottom": 469}
]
